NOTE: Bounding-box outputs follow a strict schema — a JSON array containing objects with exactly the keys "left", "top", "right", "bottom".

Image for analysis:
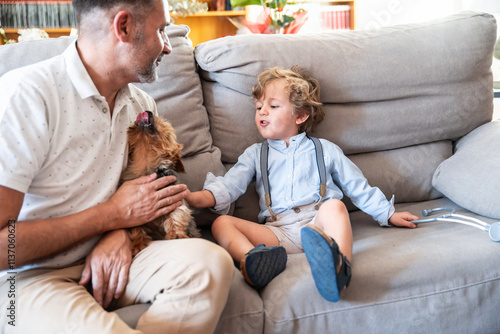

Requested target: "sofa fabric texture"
[{"left": 0, "top": 11, "right": 498, "bottom": 334}]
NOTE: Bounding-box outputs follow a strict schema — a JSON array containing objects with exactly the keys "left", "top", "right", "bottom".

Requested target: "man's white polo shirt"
[{"left": 0, "top": 40, "right": 157, "bottom": 274}]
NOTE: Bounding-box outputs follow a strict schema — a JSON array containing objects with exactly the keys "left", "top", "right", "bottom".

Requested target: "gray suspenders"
[{"left": 261, "top": 136, "right": 327, "bottom": 221}]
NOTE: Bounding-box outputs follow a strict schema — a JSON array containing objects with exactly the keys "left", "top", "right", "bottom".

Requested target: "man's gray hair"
[{"left": 72, "top": 0, "right": 156, "bottom": 27}]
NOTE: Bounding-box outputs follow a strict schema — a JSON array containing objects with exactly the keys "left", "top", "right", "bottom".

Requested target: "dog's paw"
[
  {"left": 156, "top": 166, "right": 175, "bottom": 179},
  {"left": 166, "top": 230, "right": 190, "bottom": 239}
]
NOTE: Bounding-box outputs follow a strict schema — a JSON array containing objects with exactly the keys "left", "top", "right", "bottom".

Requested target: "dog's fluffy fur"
[{"left": 121, "top": 111, "right": 199, "bottom": 255}]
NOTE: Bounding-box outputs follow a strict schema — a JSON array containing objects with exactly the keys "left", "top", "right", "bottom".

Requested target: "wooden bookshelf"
[
  {"left": 1, "top": 10, "right": 247, "bottom": 46},
  {"left": 1, "top": 28, "right": 74, "bottom": 45},
  {"left": 0, "top": 0, "right": 74, "bottom": 44},
  {"left": 174, "top": 1, "right": 355, "bottom": 46},
  {"left": 173, "top": 10, "right": 246, "bottom": 46},
  {"left": 1, "top": 1, "right": 356, "bottom": 46}
]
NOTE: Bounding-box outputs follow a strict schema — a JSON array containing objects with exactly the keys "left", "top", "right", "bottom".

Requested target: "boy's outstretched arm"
[
  {"left": 186, "top": 189, "right": 216, "bottom": 208},
  {"left": 389, "top": 212, "right": 420, "bottom": 228}
]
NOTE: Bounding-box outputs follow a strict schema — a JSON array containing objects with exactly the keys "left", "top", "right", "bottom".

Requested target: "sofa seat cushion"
[
  {"left": 433, "top": 120, "right": 500, "bottom": 219},
  {"left": 260, "top": 198, "right": 500, "bottom": 333}
]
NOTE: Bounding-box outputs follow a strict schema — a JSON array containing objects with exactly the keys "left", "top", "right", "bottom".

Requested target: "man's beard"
[
  {"left": 132, "top": 30, "right": 160, "bottom": 83},
  {"left": 137, "top": 60, "right": 158, "bottom": 83}
]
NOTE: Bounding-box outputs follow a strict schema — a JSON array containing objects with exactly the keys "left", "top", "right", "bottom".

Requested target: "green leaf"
[
  {"left": 230, "top": 0, "right": 262, "bottom": 7},
  {"left": 275, "top": 14, "right": 295, "bottom": 28}
]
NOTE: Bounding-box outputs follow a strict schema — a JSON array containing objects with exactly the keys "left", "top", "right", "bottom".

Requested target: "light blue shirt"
[{"left": 204, "top": 132, "right": 395, "bottom": 226}]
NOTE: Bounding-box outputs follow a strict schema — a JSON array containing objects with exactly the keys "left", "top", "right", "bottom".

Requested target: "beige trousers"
[{"left": 0, "top": 239, "right": 234, "bottom": 334}]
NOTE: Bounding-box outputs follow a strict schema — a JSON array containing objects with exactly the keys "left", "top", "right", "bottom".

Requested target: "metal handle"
[{"left": 422, "top": 207, "right": 455, "bottom": 217}]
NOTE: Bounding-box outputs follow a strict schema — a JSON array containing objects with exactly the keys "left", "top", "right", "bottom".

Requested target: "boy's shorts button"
[{"left": 293, "top": 207, "right": 301, "bottom": 213}]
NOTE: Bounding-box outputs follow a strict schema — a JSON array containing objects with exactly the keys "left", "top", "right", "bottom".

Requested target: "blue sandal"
[
  {"left": 241, "top": 244, "right": 287, "bottom": 288},
  {"left": 301, "top": 225, "right": 351, "bottom": 302}
]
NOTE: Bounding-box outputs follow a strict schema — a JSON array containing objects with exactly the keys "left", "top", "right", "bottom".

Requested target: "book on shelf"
[
  {"left": 0, "top": 1, "right": 76, "bottom": 29},
  {"left": 320, "top": 5, "right": 350, "bottom": 30}
]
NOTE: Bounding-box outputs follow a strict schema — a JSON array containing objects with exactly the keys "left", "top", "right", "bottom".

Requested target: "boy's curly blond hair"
[{"left": 252, "top": 66, "right": 324, "bottom": 134}]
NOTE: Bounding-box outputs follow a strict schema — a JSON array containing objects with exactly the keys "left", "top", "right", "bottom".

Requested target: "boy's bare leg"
[
  {"left": 311, "top": 199, "right": 353, "bottom": 263},
  {"left": 302, "top": 199, "right": 353, "bottom": 302},
  {"left": 212, "top": 215, "right": 280, "bottom": 262}
]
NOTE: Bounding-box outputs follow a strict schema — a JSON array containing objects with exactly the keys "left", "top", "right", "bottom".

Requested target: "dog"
[{"left": 121, "top": 110, "right": 200, "bottom": 256}]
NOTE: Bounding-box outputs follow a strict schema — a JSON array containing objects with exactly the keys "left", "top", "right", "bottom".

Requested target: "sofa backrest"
[{"left": 195, "top": 11, "right": 497, "bottom": 221}]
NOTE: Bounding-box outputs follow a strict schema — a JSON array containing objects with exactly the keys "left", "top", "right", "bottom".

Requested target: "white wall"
[
  {"left": 355, "top": 0, "right": 500, "bottom": 30},
  {"left": 355, "top": 0, "right": 500, "bottom": 120}
]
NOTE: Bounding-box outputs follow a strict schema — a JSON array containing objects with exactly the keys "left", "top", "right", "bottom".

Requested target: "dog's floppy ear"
[
  {"left": 154, "top": 115, "right": 185, "bottom": 173},
  {"left": 172, "top": 152, "right": 185, "bottom": 173},
  {"left": 165, "top": 131, "right": 184, "bottom": 173}
]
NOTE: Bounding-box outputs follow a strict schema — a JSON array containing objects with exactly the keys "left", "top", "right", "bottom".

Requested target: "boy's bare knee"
[
  {"left": 212, "top": 215, "right": 229, "bottom": 234},
  {"left": 211, "top": 215, "right": 237, "bottom": 243},
  {"left": 321, "top": 199, "right": 347, "bottom": 214}
]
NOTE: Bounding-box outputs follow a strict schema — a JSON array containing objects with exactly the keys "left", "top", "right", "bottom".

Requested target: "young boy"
[{"left": 186, "top": 66, "right": 418, "bottom": 302}]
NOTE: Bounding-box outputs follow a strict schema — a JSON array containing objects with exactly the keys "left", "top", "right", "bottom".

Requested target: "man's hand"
[
  {"left": 389, "top": 211, "right": 420, "bottom": 229},
  {"left": 79, "top": 229, "right": 133, "bottom": 309},
  {"left": 107, "top": 173, "right": 188, "bottom": 229}
]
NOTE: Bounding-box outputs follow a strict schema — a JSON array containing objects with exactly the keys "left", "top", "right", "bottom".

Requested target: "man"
[{"left": 0, "top": 0, "right": 233, "bottom": 332}]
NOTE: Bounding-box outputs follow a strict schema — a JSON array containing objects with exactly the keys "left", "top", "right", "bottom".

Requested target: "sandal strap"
[
  {"left": 337, "top": 255, "right": 351, "bottom": 290},
  {"left": 330, "top": 238, "right": 352, "bottom": 291}
]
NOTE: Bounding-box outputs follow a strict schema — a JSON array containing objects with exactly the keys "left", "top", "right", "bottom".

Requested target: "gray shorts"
[{"left": 265, "top": 203, "right": 319, "bottom": 254}]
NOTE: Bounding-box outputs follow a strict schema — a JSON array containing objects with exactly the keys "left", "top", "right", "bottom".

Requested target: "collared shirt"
[
  {"left": 205, "top": 132, "right": 395, "bottom": 225},
  {"left": 0, "top": 41, "right": 156, "bottom": 276}
]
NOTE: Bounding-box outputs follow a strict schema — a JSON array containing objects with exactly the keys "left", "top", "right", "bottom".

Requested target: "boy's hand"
[
  {"left": 389, "top": 211, "right": 419, "bottom": 228},
  {"left": 185, "top": 189, "right": 216, "bottom": 208},
  {"left": 184, "top": 188, "right": 195, "bottom": 207}
]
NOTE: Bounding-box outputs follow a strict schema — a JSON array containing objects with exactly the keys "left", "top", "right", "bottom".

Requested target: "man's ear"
[
  {"left": 296, "top": 113, "right": 310, "bottom": 125},
  {"left": 113, "top": 10, "right": 133, "bottom": 42}
]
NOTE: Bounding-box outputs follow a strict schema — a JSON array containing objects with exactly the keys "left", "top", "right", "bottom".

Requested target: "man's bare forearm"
[{"left": 0, "top": 201, "right": 120, "bottom": 270}]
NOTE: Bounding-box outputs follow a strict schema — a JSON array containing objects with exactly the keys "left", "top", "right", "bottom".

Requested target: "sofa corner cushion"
[{"left": 432, "top": 121, "right": 500, "bottom": 219}]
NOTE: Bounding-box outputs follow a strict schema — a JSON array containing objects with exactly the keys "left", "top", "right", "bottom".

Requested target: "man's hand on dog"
[
  {"left": 107, "top": 173, "right": 188, "bottom": 229},
  {"left": 80, "top": 173, "right": 188, "bottom": 307}
]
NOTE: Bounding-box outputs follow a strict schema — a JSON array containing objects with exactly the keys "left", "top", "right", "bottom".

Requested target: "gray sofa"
[{"left": 1, "top": 10, "right": 499, "bottom": 334}]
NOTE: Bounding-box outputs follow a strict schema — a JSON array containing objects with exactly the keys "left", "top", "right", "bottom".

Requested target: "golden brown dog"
[{"left": 121, "top": 111, "right": 199, "bottom": 255}]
